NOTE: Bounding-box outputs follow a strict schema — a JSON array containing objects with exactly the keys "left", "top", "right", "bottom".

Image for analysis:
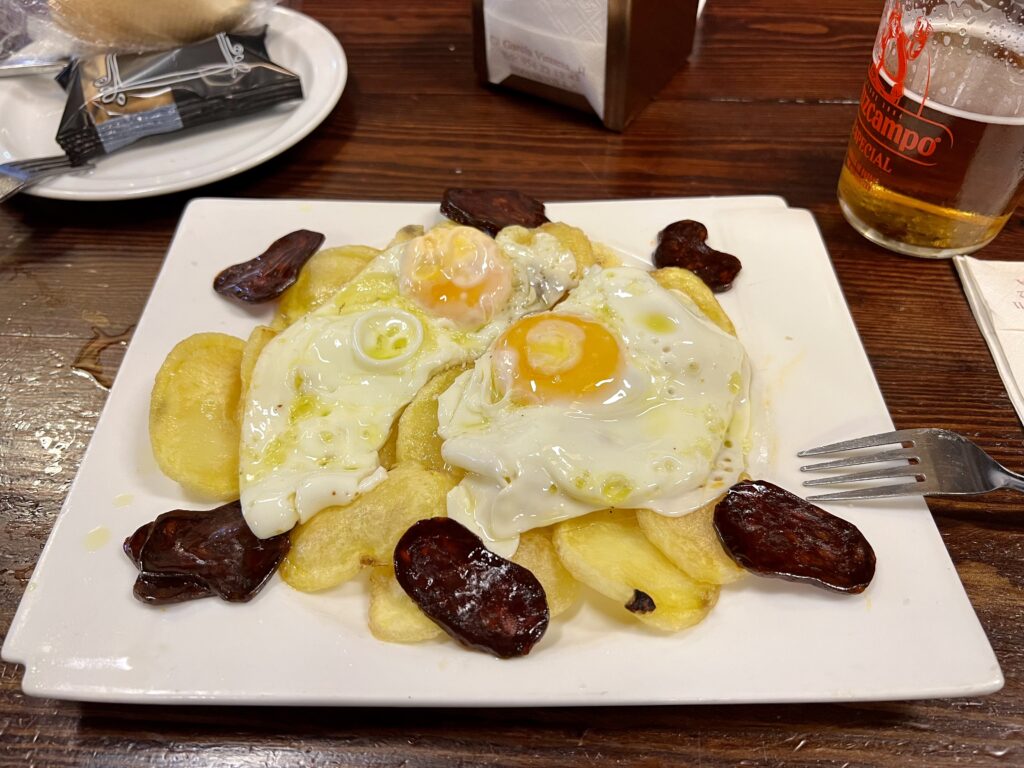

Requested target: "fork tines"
[
  {"left": 796, "top": 428, "right": 924, "bottom": 457},
  {"left": 0, "top": 155, "right": 73, "bottom": 175},
  {"left": 797, "top": 428, "right": 933, "bottom": 501}
]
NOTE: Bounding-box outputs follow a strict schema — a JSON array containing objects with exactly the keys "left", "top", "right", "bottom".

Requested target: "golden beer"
[{"left": 839, "top": 3, "right": 1024, "bottom": 257}]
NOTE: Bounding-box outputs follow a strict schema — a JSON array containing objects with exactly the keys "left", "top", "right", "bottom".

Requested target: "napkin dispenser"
[{"left": 471, "top": 0, "right": 698, "bottom": 131}]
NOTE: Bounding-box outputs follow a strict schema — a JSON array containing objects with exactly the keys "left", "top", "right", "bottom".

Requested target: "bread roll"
[{"left": 50, "top": 0, "right": 256, "bottom": 50}]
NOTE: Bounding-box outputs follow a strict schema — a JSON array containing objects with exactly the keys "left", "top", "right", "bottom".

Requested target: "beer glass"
[{"left": 838, "top": 0, "right": 1024, "bottom": 258}]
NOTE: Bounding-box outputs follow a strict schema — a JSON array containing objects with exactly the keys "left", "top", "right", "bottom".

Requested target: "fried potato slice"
[
  {"left": 653, "top": 267, "right": 736, "bottom": 336},
  {"left": 377, "top": 410, "right": 401, "bottom": 471},
  {"left": 591, "top": 241, "right": 622, "bottom": 268},
  {"left": 637, "top": 504, "right": 746, "bottom": 586},
  {"left": 500, "top": 221, "right": 597, "bottom": 278},
  {"left": 237, "top": 325, "right": 276, "bottom": 423},
  {"left": 538, "top": 221, "right": 596, "bottom": 276},
  {"left": 280, "top": 463, "right": 456, "bottom": 592},
  {"left": 240, "top": 325, "right": 276, "bottom": 392},
  {"left": 553, "top": 509, "right": 718, "bottom": 632},
  {"left": 395, "top": 364, "right": 469, "bottom": 476},
  {"left": 149, "top": 332, "right": 245, "bottom": 500},
  {"left": 273, "top": 244, "right": 379, "bottom": 329},
  {"left": 510, "top": 528, "right": 579, "bottom": 618},
  {"left": 368, "top": 566, "right": 444, "bottom": 643},
  {"left": 386, "top": 224, "right": 425, "bottom": 248}
]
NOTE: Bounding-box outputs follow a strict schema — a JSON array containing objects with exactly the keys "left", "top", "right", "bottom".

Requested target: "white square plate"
[{"left": 2, "top": 196, "right": 1003, "bottom": 705}]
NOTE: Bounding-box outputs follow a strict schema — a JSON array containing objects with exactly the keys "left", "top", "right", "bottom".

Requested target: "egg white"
[
  {"left": 239, "top": 225, "right": 578, "bottom": 539},
  {"left": 438, "top": 266, "right": 751, "bottom": 557}
]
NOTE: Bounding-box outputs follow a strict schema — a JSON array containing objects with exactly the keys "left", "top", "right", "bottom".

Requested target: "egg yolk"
[
  {"left": 399, "top": 226, "right": 513, "bottom": 329},
  {"left": 494, "top": 314, "right": 624, "bottom": 404}
]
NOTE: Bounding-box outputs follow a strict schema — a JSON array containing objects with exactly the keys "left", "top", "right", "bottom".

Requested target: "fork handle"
[{"left": 991, "top": 464, "right": 1024, "bottom": 494}]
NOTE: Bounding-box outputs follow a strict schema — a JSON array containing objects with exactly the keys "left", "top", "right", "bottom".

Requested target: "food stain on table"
[
  {"left": 12, "top": 564, "right": 35, "bottom": 585},
  {"left": 72, "top": 324, "right": 135, "bottom": 390}
]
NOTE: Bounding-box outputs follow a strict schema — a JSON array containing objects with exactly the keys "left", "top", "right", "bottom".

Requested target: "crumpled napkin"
[{"left": 955, "top": 255, "right": 1024, "bottom": 423}]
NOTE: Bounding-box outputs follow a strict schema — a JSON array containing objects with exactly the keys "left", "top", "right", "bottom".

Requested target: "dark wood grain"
[{"left": 2, "top": 0, "right": 1023, "bottom": 765}]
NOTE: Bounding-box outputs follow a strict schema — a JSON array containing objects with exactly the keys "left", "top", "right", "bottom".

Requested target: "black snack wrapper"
[{"left": 55, "top": 29, "right": 302, "bottom": 165}]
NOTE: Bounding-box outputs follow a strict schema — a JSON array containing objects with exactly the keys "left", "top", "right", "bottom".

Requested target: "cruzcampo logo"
[
  {"left": 876, "top": 4, "right": 931, "bottom": 104},
  {"left": 854, "top": 4, "right": 955, "bottom": 171}
]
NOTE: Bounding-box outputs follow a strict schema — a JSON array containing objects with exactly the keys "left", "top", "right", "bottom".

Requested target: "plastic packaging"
[
  {"left": 55, "top": 27, "right": 302, "bottom": 163},
  {"left": 0, "top": 0, "right": 281, "bottom": 60}
]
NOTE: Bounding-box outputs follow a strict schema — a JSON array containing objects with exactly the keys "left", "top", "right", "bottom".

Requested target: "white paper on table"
[{"left": 954, "top": 255, "right": 1024, "bottom": 424}]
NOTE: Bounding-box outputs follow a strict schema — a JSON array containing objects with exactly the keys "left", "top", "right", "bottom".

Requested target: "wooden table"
[{"left": 2, "top": 0, "right": 1022, "bottom": 764}]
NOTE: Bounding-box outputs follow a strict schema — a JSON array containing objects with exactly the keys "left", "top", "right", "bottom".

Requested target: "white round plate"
[{"left": 0, "top": 7, "right": 346, "bottom": 200}]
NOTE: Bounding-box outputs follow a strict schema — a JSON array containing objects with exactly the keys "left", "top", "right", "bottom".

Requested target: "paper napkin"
[
  {"left": 483, "top": 0, "right": 609, "bottom": 118},
  {"left": 954, "top": 255, "right": 1024, "bottom": 423}
]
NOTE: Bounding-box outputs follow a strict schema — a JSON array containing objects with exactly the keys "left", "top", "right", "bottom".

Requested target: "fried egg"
[
  {"left": 240, "top": 224, "right": 578, "bottom": 539},
  {"left": 437, "top": 266, "right": 751, "bottom": 557}
]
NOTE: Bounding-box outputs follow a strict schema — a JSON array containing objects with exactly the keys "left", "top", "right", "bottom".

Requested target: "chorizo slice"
[
  {"left": 214, "top": 229, "right": 325, "bottom": 302},
  {"left": 394, "top": 517, "right": 549, "bottom": 658},
  {"left": 653, "top": 219, "right": 741, "bottom": 292},
  {"left": 713, "top": 480, "right": 875, "bottom": 594},
  {"left": 125, "top": 501, "right": 290, "bottom": 604},
  {"left": 441, "top": 188, "right": 549, "bottom": 235}
]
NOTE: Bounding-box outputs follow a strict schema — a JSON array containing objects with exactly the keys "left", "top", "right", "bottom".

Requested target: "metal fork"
[
  {"left": 797, "top": 428, "right": 1024, "bottom": 501},
  {"left": 0, "top": 155, "right": 90, "bottom": 202}
]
